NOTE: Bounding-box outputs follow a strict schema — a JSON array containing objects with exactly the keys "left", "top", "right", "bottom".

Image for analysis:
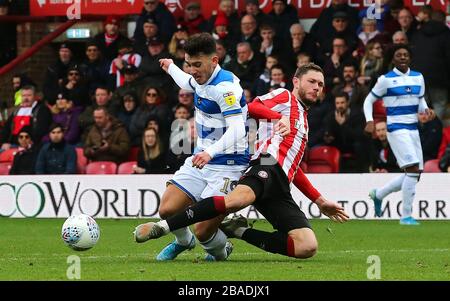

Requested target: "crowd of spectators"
[{"left": 0, "top": 0, "right": 449, "bottom": 174}]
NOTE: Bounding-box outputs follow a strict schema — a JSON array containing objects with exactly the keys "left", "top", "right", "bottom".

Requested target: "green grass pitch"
[{"left": 0, "top": 218, "right": 449, "bottom": 280}]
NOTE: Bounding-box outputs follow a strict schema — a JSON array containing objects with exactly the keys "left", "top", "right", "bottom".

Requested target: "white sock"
[
  {"left": 173, "top": 227, "right": 194, "bottom": 246},
  {"left": 376, "top": 174, "right": 405, "bottom": 200},
  {"left": 157, "top": 220, "right": 170, "bottom": 234},
  {"left": 401, "top": 173, "right": 419, "bottom": 218},
  {"left": 200, "top": 229, "right": 228, "bottom": 260}
]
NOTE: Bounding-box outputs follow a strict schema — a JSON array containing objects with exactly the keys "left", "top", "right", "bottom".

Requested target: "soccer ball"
[{"left": 61, "top": 214, "right": 100, "bottom": 251}]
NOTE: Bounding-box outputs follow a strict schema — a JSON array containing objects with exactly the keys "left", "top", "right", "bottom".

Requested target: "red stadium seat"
[
  {"left": 75, "top": 147, "right": 88, "bottom": 174},
  {"left": 423, "top": 159, "right": 441, "bottom": 173},
  {"left": 307, "top": 146, "right": 340, "bottom": 173},
  {"left": 0, "top": 162, "right": 12, "bottom": 175},
  {"left": 0, "top": 148, "right": 19, "bottom": 162},
  {"left": 372, "top": 99, "right": 386, "bottom": 123},
  {"left": 127, "top": 147, "right": 139, "bottom": 161},
  {"left": 117, "top": 161, "right": 137, "bottom": 174},
  {"left": 85, "top": 161, "right": 117, "bottom": 174}
]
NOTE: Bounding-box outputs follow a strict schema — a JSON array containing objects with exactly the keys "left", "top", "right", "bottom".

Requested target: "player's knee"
[
  {"left": 158, "top": 201, "right": 177, "bottom": 219},
  {"left": 294, "top": 241, "right": 317, "bottom": 259},
  {"left": 298, "top": 243, "right": 318, "bottom": 258},
  {"left": 290, "top": 233, "right": 318, "bottom": 259}
]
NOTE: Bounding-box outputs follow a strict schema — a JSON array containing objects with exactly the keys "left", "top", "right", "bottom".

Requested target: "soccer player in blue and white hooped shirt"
[
  {"left": 134, "top": 33, "right": 249, "bottom": 260},
  {"left": 363, "top": 44, "right": 436, "bottom": 225}
]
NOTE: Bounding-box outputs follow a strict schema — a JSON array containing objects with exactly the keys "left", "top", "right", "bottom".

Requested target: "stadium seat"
[
  {"left": 0, "top": 148, "right": 18, "bottom": 163},
  {"left": 117, "top": 161, "right": 137, "bottom": 174},
  {"left": 75, "top": 147, "right": 88, "bottom": 174},
  {"left": 127, "top": 146, "right": 139, "bottom": 161},
  {"left": 372, "top": 99, "right": 386, "bottom": 123},
  {"left": 85, "top": 161, "right": 117, "bottom": 174},
  {"left": 306, "top": 146, "right": 340, "bottom": 173},
  {"left": 0, "top": 162, "right": 12, "bottom": 175},
  {"left": 423, "top": 159, "right": 441, "bottom": 173}
]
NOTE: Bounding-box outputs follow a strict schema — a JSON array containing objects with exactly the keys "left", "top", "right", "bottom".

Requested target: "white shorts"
[
  {"left": 168, "top": 156, "right": 246, "bottom": 202},
  {"left": 387, "top": 129, "right": 423, "bottom": 170}
]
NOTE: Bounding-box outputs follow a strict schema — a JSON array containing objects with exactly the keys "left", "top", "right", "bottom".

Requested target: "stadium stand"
[
  {"left": 75, "top": 147, "right": 88, "bottom": 174},
  {"left": 117, "top": 161, "right": 137, "bottom": 174},
  {"left": 306, "top": 146, "right": 341, "bottom": 173},
  {"left": 85, "top": 161, "right": 117, "bottom": 175},
  {"left": 0, "top": 162, "right": 12, "bottom": 175},
  {"left": 0, "top": 148, "right": 18, "bottom": 162},
  {"left": 423, "top": 159, "right": 441, "bottom": 173}
]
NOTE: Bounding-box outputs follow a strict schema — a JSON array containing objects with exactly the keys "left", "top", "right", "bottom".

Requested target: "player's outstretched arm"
[
  {"left": 248, "top": 100, "right": 282, "bottom": 120},
  {"left": 248, "top": 101, "right": 290, "bottom": 136},
  {"left": 293, "top": 168, "right": 349, "bottom": 223},
  {"left": 159, "top": 59, "right": 196, "bottom": 92},
  {"left": 314, "top": 196, "right": 349, "bottom": 223}
]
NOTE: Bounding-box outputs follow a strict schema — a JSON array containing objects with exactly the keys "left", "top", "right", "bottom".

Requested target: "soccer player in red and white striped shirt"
[{"left": 134, "top": 63, "right": 349, "bottom": 259}]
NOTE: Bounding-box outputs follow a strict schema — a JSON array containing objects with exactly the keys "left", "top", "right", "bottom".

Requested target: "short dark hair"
[
  {"left": 259, "top": 23, "right": 274, "bottom": 32},
  {"left": 184, "top": 33, "right": 217, "bottom": 56},
  {"left": 342, "top": 60, "right": 357, "bottom": 70},
  {"left": 94, "top": 106, "right": 110, "bottom": 116},
  {"left": 49, "top": 122, "right": 64, "bottom": 133},
  {"left": 334, "top": 91, "right": 349, "bottom": 101},
  {"left": 294, "top": 63, "right": 324, "bottom": 79},
  {"left": 392, "top": 43, "right": 412, "bottom": 57},
  {"left": 270, "top": 64, "right": 284, "bottom": 73},
  {"left": 175, "top": 103, "right": 190, "bottom": 112},
  {"left": 215, "top": 39, "right": 226, "bottom": 48},
  {"left": 95, "top": 85, "right": 112, "bottom": 94},
  {"left": 388, "top": 0, "right": 404, "bottom": 10}
]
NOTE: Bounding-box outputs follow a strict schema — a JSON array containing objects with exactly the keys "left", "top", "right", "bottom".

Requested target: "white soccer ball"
[{"left": 61, "top": 214, "right": 100, "bottom": 251}]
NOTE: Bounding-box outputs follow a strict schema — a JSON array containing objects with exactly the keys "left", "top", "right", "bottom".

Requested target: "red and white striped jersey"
[
  {"left": 253, "top": 88, "right": 309, "bottom": 183},
  {"left": 109, "top": 53, "right": 142, "bottom": 87}
]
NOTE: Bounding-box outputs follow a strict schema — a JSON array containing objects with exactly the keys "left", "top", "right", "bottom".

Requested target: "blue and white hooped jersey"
[
  {"left": 190, "top": 65, "right": 249, "bottom": 170},
  {"left": 370, "top": 68, "right": 426, "bottom": 132}
]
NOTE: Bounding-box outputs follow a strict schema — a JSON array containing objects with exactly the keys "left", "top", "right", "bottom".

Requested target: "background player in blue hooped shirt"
[
  {"left": 363, "top": 44, "right": 436, "bottom": 225},
  {"left": 135, "top": 33, "right": 249, "bottom": 261}
]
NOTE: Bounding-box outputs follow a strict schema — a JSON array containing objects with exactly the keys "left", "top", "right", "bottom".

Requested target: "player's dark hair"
[
  {"left": 184, "top": 33, "right": 217, "bottom": 57},
  {"left": 391, "top": 43, "right": 412, "bottom": 57},
  {"left": 294, "top": 63, "right": 324, "bottom": 79}
]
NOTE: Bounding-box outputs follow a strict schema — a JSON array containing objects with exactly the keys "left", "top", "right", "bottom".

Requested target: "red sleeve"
[
  {"left": 293, "top": 168, "right": 321, "bottom": 202},
  {"left": 248, "top": 100, "right": 282, "bottom": 120}
]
